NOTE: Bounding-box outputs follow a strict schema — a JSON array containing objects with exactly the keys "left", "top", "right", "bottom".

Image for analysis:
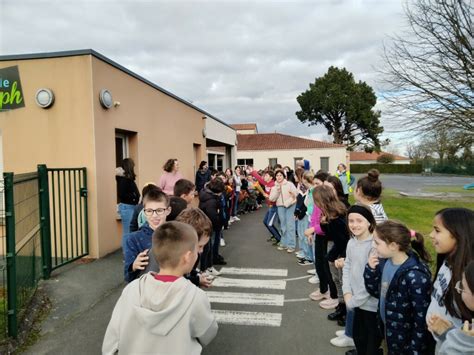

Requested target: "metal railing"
[
  {"left": 4, "top": 172, "right": 43, "bottom": 338},
  {"left": 2, "top": 165, "right": 88, "bottom": 338}
]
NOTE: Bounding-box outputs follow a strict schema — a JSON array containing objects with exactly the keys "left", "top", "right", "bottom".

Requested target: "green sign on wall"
[{"left": 0, "top": 66, "right": 25, "bottom": 111}]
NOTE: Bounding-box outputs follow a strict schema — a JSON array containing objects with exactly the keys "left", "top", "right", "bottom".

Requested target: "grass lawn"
[
  {"left": 379, "top": 188, "right": 474, "bottom": 270},
  {"left": 422, "top": 185, "right": 474, "bottom": 195}
]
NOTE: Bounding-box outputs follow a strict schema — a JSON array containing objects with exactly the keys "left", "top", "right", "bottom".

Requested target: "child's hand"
[
  {"left": 132, "top": 249, "right": 149, "bottom": 271},
  {"left": 304, "top": 228, "right": 314, "bottom": 237},
  {"left": 367, "top": 252, "right": 379, "bottom": 269},
  {"left": 343, "top": 293, "right": 352, "bottom": 306},
  {"left": 199, "top": 274, "right": 213, "bottom": 288},
  {"left": 462, "top": 320, "right": 474, "bottom": 336},
  {"left": 263, "top": 193, "right": 269, "bottom": 198},
  {"left": 427, "top": 314, "right": 453, "bottom": 335},
  {"left": 335, "top": 258, "right": 345, "bottom": 269}
]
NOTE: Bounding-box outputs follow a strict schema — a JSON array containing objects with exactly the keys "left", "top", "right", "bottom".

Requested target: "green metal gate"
[
  {"left": 39, "top": 165, "right": 89, "bottom": 277},
  {"left": 3, "top": 165, "right": 89, "bottom": 338}
]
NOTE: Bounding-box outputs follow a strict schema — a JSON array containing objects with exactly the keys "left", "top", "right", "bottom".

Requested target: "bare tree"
[{"left": 381, "top": 0, "right": 473, "bottom": 133}]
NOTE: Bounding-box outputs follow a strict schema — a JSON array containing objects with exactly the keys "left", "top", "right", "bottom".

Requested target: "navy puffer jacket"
[{"left": 364, "top": 252, "right": 432, "bottom": 355}]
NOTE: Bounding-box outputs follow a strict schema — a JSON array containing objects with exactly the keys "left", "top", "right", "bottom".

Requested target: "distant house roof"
[
  {"left": 231, "top": 123, "right": 258, "bottom": 131},
  {"left": 350, "top": 151, "right": 410, "bottom": 161},
  {"left": 237, "top": 133, "right": 345, "bottom": 151}
]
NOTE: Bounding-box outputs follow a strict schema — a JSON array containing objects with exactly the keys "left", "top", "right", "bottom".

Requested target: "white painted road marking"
[
  {"left": 211, "top": 277, "right": 286, "bottom": 290},
  {"left": 219, "top": 267, "right": 288, "bottom": 277},
  {"left": 212, "top": 310, "right": 282, "bottom": 327},
  {"left": 206, "top": 291, "right": 284, "bottom": 306}
]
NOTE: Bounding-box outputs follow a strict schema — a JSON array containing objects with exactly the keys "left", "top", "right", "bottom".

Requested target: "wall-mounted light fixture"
[
  {"left": 35, "top": 88, "right": 55, "bottom": 108},
  {"left": 202, "top": 128, "right": 207, "bottom": 138},
  {"left": 99, "top": 89, "right": 113, "bottom": 109}
]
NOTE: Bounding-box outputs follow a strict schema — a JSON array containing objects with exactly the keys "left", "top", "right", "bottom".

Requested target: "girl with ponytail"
[{"left": 364, "top": 220, "right": 432, "bottom": 354}]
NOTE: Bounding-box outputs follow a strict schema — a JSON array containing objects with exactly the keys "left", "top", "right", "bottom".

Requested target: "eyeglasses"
[
  {"left": 143, "top": 208, "right": 168, "bottom": 216},
  {"left": 455, "top": 280, "right": 465, "bottom": 294}
]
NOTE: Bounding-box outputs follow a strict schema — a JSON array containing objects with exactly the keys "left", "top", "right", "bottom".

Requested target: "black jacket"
[
  {"left": 195, "top": 169, "right": 211, "bottom": 192},
  {"left": 199, "top": 188, "right": 223, "bottom": 231},
  {"left": 322, "top": 215, "right": 349, "bottom": 262},
  {"left": 116, "top": 176, "right": 140, "bottom": 205}
]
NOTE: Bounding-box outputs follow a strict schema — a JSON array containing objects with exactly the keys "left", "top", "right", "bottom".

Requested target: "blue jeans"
[
  {"left": 296, "top": 215, "right": 313, "bottom": 261},
  {"left": 118, "top": 203, "right": 135, "bottom": 246},
  {"left": 277, "top": 204, "right": 296, "bottom": 249},
  {"left": 232, "top": 191, "right": 240, "bottom": 216},
  {"left": 345, "top": 308, "right": 354, "bottom": 338},
  {"left": 263, "top": 206, "right": 281, "bottom": 241}
]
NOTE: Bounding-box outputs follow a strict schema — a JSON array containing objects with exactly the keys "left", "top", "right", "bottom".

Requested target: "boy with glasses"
[{"left": 124, "top": 189, "right": 171, "bottom": 282}]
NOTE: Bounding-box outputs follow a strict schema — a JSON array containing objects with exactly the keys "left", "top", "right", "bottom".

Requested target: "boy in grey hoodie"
[{"left": 103, "top": 221, "right": 218, "bottom": 355}]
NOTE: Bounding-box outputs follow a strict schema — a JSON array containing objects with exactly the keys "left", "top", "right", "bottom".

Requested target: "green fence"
[
  {"left": 4, "top": 172, "right": 43, "bottom": 338},
  {"left": 2, "top": 165, "right": 88, "bottom": 338}
]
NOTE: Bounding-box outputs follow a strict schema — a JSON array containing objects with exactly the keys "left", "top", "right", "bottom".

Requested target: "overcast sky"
[{"left": 0, "top": 0, "right": 410, "bottom": 153}]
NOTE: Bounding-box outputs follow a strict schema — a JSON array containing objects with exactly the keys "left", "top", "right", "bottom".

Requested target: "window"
[
  {"left": 294, "top": 157, "right": 303, "bottom": 170},
  {"left": 115, "top": 133, "right": 129, "bottom": 167},
  {"left": 320, "top": 157, "right": 329, "bottom": 172},
  {"left": 237, "top": 158, "right": 254, "bottom": 167},
  {"left": 269, "top": 158, "right": 278, "bottom": 168},
  {"left": 217, "top": 156, "right": 223, "bottom": 171}
]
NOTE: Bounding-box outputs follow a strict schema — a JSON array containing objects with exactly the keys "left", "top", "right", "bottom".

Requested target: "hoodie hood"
[{"left": 132, "top": 274, "right": 197, "bottom": 336}]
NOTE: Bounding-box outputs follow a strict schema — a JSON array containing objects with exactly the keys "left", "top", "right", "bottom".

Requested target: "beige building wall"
[
  {"left": 0, "top": 53, "right": 209, "bottom": 258},
  {"left": 237, "top": 148, "right": 347, "bottom": 173},
  {"left": 91, "top": 57, "right": 206, "bottom": 257}
]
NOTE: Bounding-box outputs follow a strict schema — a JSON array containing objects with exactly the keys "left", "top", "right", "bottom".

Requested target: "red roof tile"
[
  {"left": 230, "top": 123, "right": 258, "bottom": 131},
  {"left": 237, "top": 133, "right": 345, "bottom": 150},
  {"left": 350, "top": 151, "right": 410, "bottom": 161}
]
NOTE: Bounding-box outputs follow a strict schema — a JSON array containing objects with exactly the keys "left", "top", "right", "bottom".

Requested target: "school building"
[
  {"left": 232, "top": 123, "right": 347, "bottom": 173},
  {"left": 0, "top": 49, "right": 236, "bottom": 258}
]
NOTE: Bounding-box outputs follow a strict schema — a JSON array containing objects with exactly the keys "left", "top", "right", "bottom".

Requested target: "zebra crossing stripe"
[
  {"left": 211, "top": 277, "right": 286, "bottom": 290},
  {"left": 212, "top": 310, "right": 282, "bottom": 327},
  {"left": 206, "top": 291, "right": 284, "bottom": 306},
  {"left": 219, "top": 267, "right": 288, "bottom": 277}
]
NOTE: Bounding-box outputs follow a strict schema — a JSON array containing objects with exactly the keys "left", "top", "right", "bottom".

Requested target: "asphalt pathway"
[{"left": 25, "top": 209, "right": 347, "bottom": 355}]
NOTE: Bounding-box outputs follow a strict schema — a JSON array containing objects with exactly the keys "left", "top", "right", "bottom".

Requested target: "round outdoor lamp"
[
  {"left": 99, "top": 89, "right": 113, "bottom": 109},
  {"left": 35, "top": 88, "right": 55, "bottom": 108}
]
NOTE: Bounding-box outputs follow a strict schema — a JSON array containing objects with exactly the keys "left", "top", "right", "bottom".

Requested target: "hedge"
[{"left": 350, "top": 163, "right": 423, "bottom": 174}]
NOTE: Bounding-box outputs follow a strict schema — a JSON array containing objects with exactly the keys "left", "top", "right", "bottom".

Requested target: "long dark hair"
[
  {"left": 326, "top": 175, "right": 348, "bottom": 206},
  {"left": 375, "top": 220, "right": 431, "bottom": 263},
  {"left": 121, "top": 158, "right": 136, "bottom": 180},
  {"left": 435, "top": 208, "right": 474, "bottom": 321},
  {"left": 313, "top": 185, "right": 346, "bottom": 221}
]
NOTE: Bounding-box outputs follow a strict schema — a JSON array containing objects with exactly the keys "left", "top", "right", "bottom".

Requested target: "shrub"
[{"left": 376, "top": 154, "right": 395, "bottom": 164}]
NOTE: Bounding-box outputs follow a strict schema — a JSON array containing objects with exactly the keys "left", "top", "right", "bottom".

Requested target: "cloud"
[{"left": 1, "top": 0, "right": 407, "bottom": 143}]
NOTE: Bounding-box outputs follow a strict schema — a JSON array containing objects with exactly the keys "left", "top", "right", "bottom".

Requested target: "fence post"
[
  {"left": 38, "top": 164, "right": 52, "bottom": 280},
  {"left": 4, "top": 172, "right": 17, "bottom": 338}
]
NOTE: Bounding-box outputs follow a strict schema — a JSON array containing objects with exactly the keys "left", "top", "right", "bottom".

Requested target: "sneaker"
[
  {"left": 298, "top": 258, "right": 312, "bottom": 266},
  {"left": 204, "top": 273, "right": 216, "bottom": 281},
  {"left": 330, "top": 334, "right": 355, "bottom": 347},
  {"left": 335, "top": 330, "right": 345, "bottom": 337},
  {"left": 233, "top": 216, "right": 240, "bottom": 221},
  {"left": 308, "top": 275, "right": 319, "bottom": 284},
  {"left": 319, "top": 298, "right": 339, "bottom": 309},
  {"left": 309, "top": 289, "right": 330, "bottom": 301},
  {"left": 277, "top": 245, "right": 286, "bottom": 251},
  {"left": 272, "top": 239, "right": 280, "bottom": 246},
  {"left": 306, "top": 269, "right": 316, "bottom": 275},
  {"left": 206, "top": 267, "right": 221, "bottom": 276},
  {"left": 287, "top": 248, "right": 295, "bottom": 253},
  {"left": 295, "top": 251, "right": 305, "bottom": 258},
  {"left": 220, "top": 238, "right": 226, "bottom": 247}
]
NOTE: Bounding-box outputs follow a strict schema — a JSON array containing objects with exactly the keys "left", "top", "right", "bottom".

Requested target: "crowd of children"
[{"left": 109, "top": 158, "right": 474, "bottom": 354}]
